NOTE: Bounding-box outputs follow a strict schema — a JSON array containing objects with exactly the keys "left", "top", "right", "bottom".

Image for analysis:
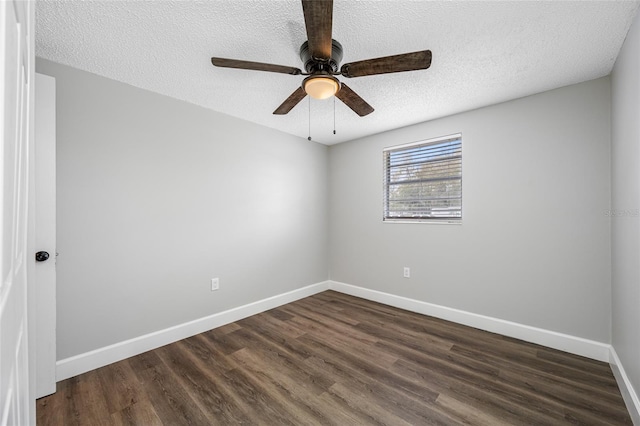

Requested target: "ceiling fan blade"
[
  {"left": 211, "top": 57, "right": 302, "bottom": 75},
  {"left": 273, "top": 87, "right": 307, "bottom": 115},
  {"left": 340, "top": 50, "right": 432, "bottom": 78},
  {"left": 301, "top": 0, "right": 333, "bottom": 59},
  {"left": 335, "top": 83, "right": 374, "bottom": 117}
]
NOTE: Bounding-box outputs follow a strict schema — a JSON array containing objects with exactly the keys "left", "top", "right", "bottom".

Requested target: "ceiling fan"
[{"left": 211, "top": 0, "right": 432, "bottom": 117}]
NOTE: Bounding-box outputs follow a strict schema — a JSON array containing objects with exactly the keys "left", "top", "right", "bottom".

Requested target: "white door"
[
  {"left": 0, "top": 0, "right": 35, "bottom": 425},
  {"left": 34, "top": 73, "right": 56, "bottom": 399}
]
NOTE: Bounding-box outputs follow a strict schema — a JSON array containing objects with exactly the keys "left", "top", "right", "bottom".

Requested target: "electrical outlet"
[
  {"left": 403, "top": 267, "right": 411, "bottom": 278},
  {"left": 211, "top": 278, "right": 219, "bottom": 291}
]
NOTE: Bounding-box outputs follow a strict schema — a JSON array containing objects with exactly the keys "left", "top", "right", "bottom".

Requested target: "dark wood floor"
[{"left": 37, "top": 291, "right": 632, "bottom": 425}]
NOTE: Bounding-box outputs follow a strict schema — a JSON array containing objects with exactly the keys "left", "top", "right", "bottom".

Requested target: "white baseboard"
[
  {"left": 610, "top": 347, "right": 640, "bottom": 425},
  {"left": 56, "top": 281, "right": 330, "bottom": 381},
  {"left": 327, "top": 281, "right": 611, "bottom": 362},
  {"left": 57, "top": 279, "right": 614, "bottom": 383},
  {"left": 56, "top": 279, "right": 638, "bottom": 422}
]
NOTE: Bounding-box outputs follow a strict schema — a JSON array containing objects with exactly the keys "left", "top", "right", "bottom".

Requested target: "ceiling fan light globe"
[{"left": 303, "top": 76, "right": 339, "bottom": 100}]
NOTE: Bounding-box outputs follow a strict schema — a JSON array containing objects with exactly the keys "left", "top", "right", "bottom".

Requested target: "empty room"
[{"left": 2, "top": 0, "right": 640, "bottom": 424}]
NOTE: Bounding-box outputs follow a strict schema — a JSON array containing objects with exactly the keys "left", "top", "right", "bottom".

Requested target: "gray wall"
[
  {"left": 611, "top": 9, "right": 640, "bottom": 406},
  {"left": 36, "top": 59, "right": 329, "bottom": 360},
  {"left": 329, "top": 78, "right": 612, "bottom": 343}
]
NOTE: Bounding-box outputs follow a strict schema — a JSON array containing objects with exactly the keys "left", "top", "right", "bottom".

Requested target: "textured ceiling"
[{"left": 36, "top": 0, "right": 639, "bottom": 145}]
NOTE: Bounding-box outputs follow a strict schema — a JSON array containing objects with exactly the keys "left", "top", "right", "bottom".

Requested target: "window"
[{"left": 383, "top": 134, "right": 462, "bottom": 222}]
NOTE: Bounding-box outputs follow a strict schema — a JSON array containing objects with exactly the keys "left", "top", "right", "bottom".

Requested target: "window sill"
[{"left": 383, "top": 219, "right": 462, "bottom": 225}]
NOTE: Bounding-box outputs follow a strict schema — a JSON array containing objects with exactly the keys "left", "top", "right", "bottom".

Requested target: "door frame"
[{"left": 33, "top": 72, "right": 57, "bottom": 398}]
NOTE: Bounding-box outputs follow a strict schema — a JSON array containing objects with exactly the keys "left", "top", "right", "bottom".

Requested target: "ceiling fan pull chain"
[
  {"left": 333, "top": 96, "right": 336, "bottom": 135},
  {"left": 307, "top": 97, "right": 312, "bottom": 141}
]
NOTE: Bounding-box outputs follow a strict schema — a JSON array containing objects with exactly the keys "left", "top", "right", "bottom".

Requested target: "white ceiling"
[{"left": 36, "top": 0, "right": 639, "bottom": 145}]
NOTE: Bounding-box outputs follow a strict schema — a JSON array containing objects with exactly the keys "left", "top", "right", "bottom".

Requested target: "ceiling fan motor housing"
[{"left": 299, "top": 39, "right": 344, "bottom": 74}]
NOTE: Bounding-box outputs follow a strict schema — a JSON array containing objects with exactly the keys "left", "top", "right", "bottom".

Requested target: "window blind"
[{"left": 384, "top": 134, "right": 462, "bottom": 221}]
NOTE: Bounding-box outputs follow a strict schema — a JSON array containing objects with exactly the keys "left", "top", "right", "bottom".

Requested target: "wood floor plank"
[
  {"left": 154, "top": 342, "right": 252, "bottom": 424},
  {"left": 130, "top": 353, "right": 214, "bottom": 425},
  {"left": 355, "top": 318, "right": 455, "bottom": 352},
  {"left": 286, "top": 314, "right": 399, "bottom": 368},
  {"left": 314, "top": 390, "right": 381, "bottom": 425},
  {"left": 451, "top": 343, "right": 623, "bottom": 397},
  {"left": 227, "top": 326, "right": 335, "bottom": 395},
  {"left": 109, "top": 397, "right": 162, "bottom": 426},
  {"left": 282, "top": 305, "right": 374, "bottom": 345},
  {"left": 384, "top": 331, "right": 624, "bottom": 425},
  {"left": 497, "top": 367, "right": 632, "bottom": 423},
  {"left": 178, "top": 334, "right": 236, "bottom": 372},
  {"left": 297, "top": 335, "right": 460, "bottom": 425},
  {"left": 291, "top": 295, "right": 361, "bottom": 326},
  {"left": 231, "top": 347, "right": 356, "bottom": 425},
  {"left": 96, "top": 359, "right": 144, "bottom": 414},
  {"left": 325, "top": 381, "right": 414, "bottom": 426},
  {"left": 37, "top": 291, "right": 633, "bottom": 425},
  {"left": 236, "top": 314, "right": 314, "bottom": 357},
  {"left": 36, "top": 379, "right": 70, "bottom": 426},
  {"left": 183, "top": 335, "right": 299, "bottom": 425},
  {"left": 125, "top": 349, "right": 163, "bottom": 372},
  {"left": 303, "top": 355, "right": 457, "bottom": 426},
  {"left": 536, "top": 346, "right": 619, "bottom": 376},
  {"left": 391, "top": 354, "right": 567, "bottom": 424},
  {"left": 37, "top": 370, "right": 114, "bottom": 426},
  {"left": 243, "top": 309, "right": 308, "bottom": 339},
  {"left": 199, "top": 327, "right": 245, "bottom": 356},
  {"left": 435, "top": 393, "right": 514, "bottom": 426}
]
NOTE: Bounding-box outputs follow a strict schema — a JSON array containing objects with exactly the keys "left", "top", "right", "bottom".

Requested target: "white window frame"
[{"left": 383, "top": 133, "right": 462, "bottom": 224}]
